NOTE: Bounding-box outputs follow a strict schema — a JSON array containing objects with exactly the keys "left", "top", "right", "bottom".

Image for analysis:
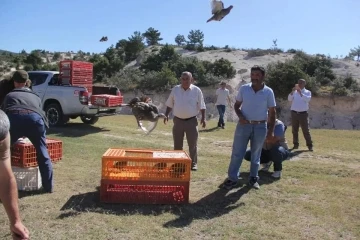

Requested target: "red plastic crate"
[
  {"left": 100, "top": 179, "right": 189, "bottom": 204},
  {"left": 91, "top": 94, "right": 123, "bottom": 107},
  {"left": 59, "top": 60, "right": 93, "bottom": 86},
  {"left": 11, "top": 139, "right": 63, "bottom": 167},
  {"left": 60, "top": 60, "right": 93, "bottom": 70}
]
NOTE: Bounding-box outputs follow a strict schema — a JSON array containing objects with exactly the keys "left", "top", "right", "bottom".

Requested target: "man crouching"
[{"left": 244, "top": 114, "right": 290, "bottom": 179}]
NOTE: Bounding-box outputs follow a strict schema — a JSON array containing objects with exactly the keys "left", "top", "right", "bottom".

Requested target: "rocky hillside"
[
  {"left": 1, "top": 46, "right": 359, "bottom": 83},
  {"left": 127, "top": 46, "right": 360, "bottom": 86}
]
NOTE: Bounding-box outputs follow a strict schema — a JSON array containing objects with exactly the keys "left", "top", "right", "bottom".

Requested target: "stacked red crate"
[
  {"left": 59, "top": 60, "right": 93, "bottom": 93},
  {"left": 11, "top": 138, "right": 63, "bottom": 167},
  {"left": 11, "top": 138, "right": 63, "bottom": 191}
]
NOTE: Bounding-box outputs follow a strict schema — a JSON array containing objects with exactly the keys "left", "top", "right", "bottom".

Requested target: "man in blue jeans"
[
  {"left": 244, "top": 117, "right": 290, "bottom": 179},
  {"left": 1, "top": 70, "right": 53, "bottom": 193},
  {"left": 215, "top": 81, "right": 231, "bottom": 129},
  {"left": 223, "top": 65, "right": 277, "bottom": 190}
]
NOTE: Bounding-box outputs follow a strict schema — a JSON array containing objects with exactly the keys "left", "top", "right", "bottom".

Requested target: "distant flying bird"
[
  {"left": 99, "top": 36, "right": 108, "bottom": 42},
  {"left": 207, "top": 0, "right": 233, "bottom": 23},
  {"left": 121, "top": 96, "right": 166, "bottom": 135}
]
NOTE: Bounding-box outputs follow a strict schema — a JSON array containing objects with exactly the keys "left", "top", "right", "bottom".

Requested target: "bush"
[
  {"left": 330, "top": 74, "right": 360, "bottom": 96},
  {"left": 104, "top": 68, "right": 143, "bottom": 92},
  {"left": 23, "top": 64, "right": 34, "bottom": 71},
  {"left": 265, "top": 49, "right": 350, "bottom": 98},
  {"left": 210, "top": 58, "right": 236, "bottom": 79},
  {"left": 246, "top": 48, "right": 281, "bottom": 58},
  {"left": 331, "top": 78, "right": 350, "bottom": 96},
  {"left": 266, "top": 60, "right": 310, "bottom": 99},
  {"left": 138, "top": 67, "right": 178, "bottom": 92}
]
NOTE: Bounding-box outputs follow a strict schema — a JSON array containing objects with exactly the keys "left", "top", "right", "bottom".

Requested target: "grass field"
[{"left": 1, "top": 115, "right": 359, "bottom": 240}]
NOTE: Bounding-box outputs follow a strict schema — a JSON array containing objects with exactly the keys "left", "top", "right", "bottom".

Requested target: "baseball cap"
[{"left": 11, "top": 70, "right": 29, "bottom": 83}]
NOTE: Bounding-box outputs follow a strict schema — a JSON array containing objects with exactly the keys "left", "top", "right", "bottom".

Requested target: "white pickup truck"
[{"left": 28, "top": 70, "right": 122, "bottom": 127}]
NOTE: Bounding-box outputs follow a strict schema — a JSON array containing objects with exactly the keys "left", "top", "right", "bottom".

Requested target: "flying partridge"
[{"left": 207, "top": 0, "right": 233, "bottom": 23}]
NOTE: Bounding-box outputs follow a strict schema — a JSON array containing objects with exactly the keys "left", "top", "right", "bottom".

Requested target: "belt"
[
  {"left": 247, "top": 120, "right": 266, "bottom": 124},
  {"left": 8, "top": 109, "right": 34, "bottom": 114},
  {"left": 175, "top": 116, "right": 196, "bottom": 121},
  {"left": 291, "top": 110, "right": 307, "bottom": 114}
]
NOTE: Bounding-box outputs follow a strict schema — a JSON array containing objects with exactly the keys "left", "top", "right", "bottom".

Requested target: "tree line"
[{"left": 0, "top": 27, "right": 359, "bottom": 97}]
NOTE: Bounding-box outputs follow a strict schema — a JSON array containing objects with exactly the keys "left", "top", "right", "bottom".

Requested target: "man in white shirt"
[
  {"left": 215, "top": 81, "right": 231, "bottom": 129},
  {"left": 164, "top": 71, "right": 206, "bottom": 171},
  {"left": 287, "top": 79, "right": 313, "bottom": 151}
]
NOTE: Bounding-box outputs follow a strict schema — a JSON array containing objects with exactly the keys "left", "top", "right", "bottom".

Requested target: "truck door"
[{"left": 28, "top": 72, "right": 49, "bottom": 100}]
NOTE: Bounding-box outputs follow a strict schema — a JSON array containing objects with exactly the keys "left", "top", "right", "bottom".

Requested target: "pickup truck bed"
[{"left": 28, "top": 71, "right": 123, "bottom": 127}]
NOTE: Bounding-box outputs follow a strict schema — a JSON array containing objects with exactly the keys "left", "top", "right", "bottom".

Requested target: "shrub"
[{"left": 266, "top": 60, "right": 311, "bottom": 99}]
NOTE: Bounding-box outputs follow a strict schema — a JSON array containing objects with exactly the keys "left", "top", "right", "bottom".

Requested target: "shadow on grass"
[
  {"left": 288, "top": 150, "right": 309, "bottom": 160},
  {"left": 47, "top": 122, "right": 110, "bottom": 137},
  {"left": 57, "top": 172, "right": 277, "bottom": 227},
  {"left": 18, "top": 189, "right": 51, "bottom": 199},
  {"left": 199, "top": 126, "right": 221, "bottom": 133}
]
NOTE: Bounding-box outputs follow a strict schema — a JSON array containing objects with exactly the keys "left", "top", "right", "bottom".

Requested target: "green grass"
[{"left": 1, "top": 115, "right": 359, "bottom": 240}]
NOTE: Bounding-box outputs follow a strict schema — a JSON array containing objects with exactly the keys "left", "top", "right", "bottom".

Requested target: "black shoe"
[
  {"left": 293, "top": 145, "right": 299, "bottom": 149},
  {"left": 222, "top": 179, "right": 238, "bottom": 190},
  {"left": 247, "top": 177, "right": 260, "bottom": 190},
  {"left": 308, "top": 146, "right": 313, "bottom": 151},
  {"left": 191, "top": 164, "right": 198, "bottom": 171}
]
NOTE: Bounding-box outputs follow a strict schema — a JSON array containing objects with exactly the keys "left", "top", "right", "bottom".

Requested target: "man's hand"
[
  {"left": 11, "top": 221, "right": 29, "bottom": 240},
  {"left": 239, "top": 117, "right": 248, "bottom": 125},
  {"left": 265, "top": 132, "right": 275, "bottom": 144},
  {"left": 200, "top": 118, "right": 206, "bottom": 128},
  {"left": 163, "top": 116, "right": 169, "bottom": 125}
]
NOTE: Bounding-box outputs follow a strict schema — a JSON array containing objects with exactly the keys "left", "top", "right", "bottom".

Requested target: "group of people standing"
[
  {"left": 163, "top": 67, "right": 313, "bottom": 190},
  {"left": 0, "top": 67, "right": 313, "bottom": 239}
]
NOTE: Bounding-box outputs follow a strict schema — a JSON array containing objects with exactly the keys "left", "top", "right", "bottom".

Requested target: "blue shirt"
[
  {"left": 263, "top": 119, "right": 289, "bottom": 150},
  {"left": 236, "top": 83, "right": 276, "bottom": 121},
  {"left": 273, "top": 120, "right": 285, "bottom": 137}
]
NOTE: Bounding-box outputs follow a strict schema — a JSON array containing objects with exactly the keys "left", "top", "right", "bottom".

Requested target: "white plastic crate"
[
  {"left": 11, "top": 166, "right": 42, "bottom": 191},
  {"left": 152, "top": 151, "right": 188, "bottom": 158}
]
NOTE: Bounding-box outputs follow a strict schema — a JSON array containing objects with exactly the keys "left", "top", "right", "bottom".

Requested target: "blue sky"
[{"left": 0, "top": 0, "right": 359, "bottom": 57}]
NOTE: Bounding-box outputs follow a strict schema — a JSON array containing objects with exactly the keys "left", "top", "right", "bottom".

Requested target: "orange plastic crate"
[
  {"left": 101, "top": 148, "right": 191, "bottom": 182},
  {"left": 11, "top": 139, "right": 63, "bottom": 167},
  {"left": 100, "top": 179, "right": 189, "bottom": 204}
]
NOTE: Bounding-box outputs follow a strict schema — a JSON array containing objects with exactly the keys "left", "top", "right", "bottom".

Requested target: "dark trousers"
[
  {"left": 172, "top": 116, "right": 198, "bottom": 166},
  {"left": 291, "top": 111, "right": 313, "bottom": 147},
  {"left": 244, "top": 145, "right": 289, "bottom": 171},
  {"left": 216, "top": 105, "right": 226, "bottom": 126},
  {"left": 8, "top": 112, "right": 53, "bottom": 192}
]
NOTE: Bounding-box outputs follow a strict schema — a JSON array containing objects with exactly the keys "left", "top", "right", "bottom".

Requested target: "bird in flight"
[
  {"left": 121, "top": 96, "right": 166, "bottom": 135},
  {"left": 99, "top": 36, "right": 108, "bottom": 42},
  {"left": 207, "top": 0, "right": 234, "bottom": 23}
]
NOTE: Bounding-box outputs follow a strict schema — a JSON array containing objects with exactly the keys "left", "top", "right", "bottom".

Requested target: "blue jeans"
[
  {"left": 216, "top": 105, "right": 226, "bottom": 126},
  {"left": 8, "top": 112, "right": 53, "bottom": 192},
  {"left": 227, "top": 122, "right": 267, "bottom": 182},
  {"left": 244, "top": 145, "right": 289, "bottom": 171}
]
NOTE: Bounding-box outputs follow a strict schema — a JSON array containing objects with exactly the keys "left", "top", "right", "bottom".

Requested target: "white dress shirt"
[
  {"left": 215, "top": 88, "right": 230, "bottom": 106},
  {"left": 165, "top": 84, "right": 206, "bottom": 119},
  {"left": 288, "top": 88, "right": 311, "bottom": 112}
]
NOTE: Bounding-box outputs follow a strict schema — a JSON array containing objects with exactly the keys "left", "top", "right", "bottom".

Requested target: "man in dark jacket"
[{"left": 1, "top": 70, "right": 53, "bottom": 193}]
